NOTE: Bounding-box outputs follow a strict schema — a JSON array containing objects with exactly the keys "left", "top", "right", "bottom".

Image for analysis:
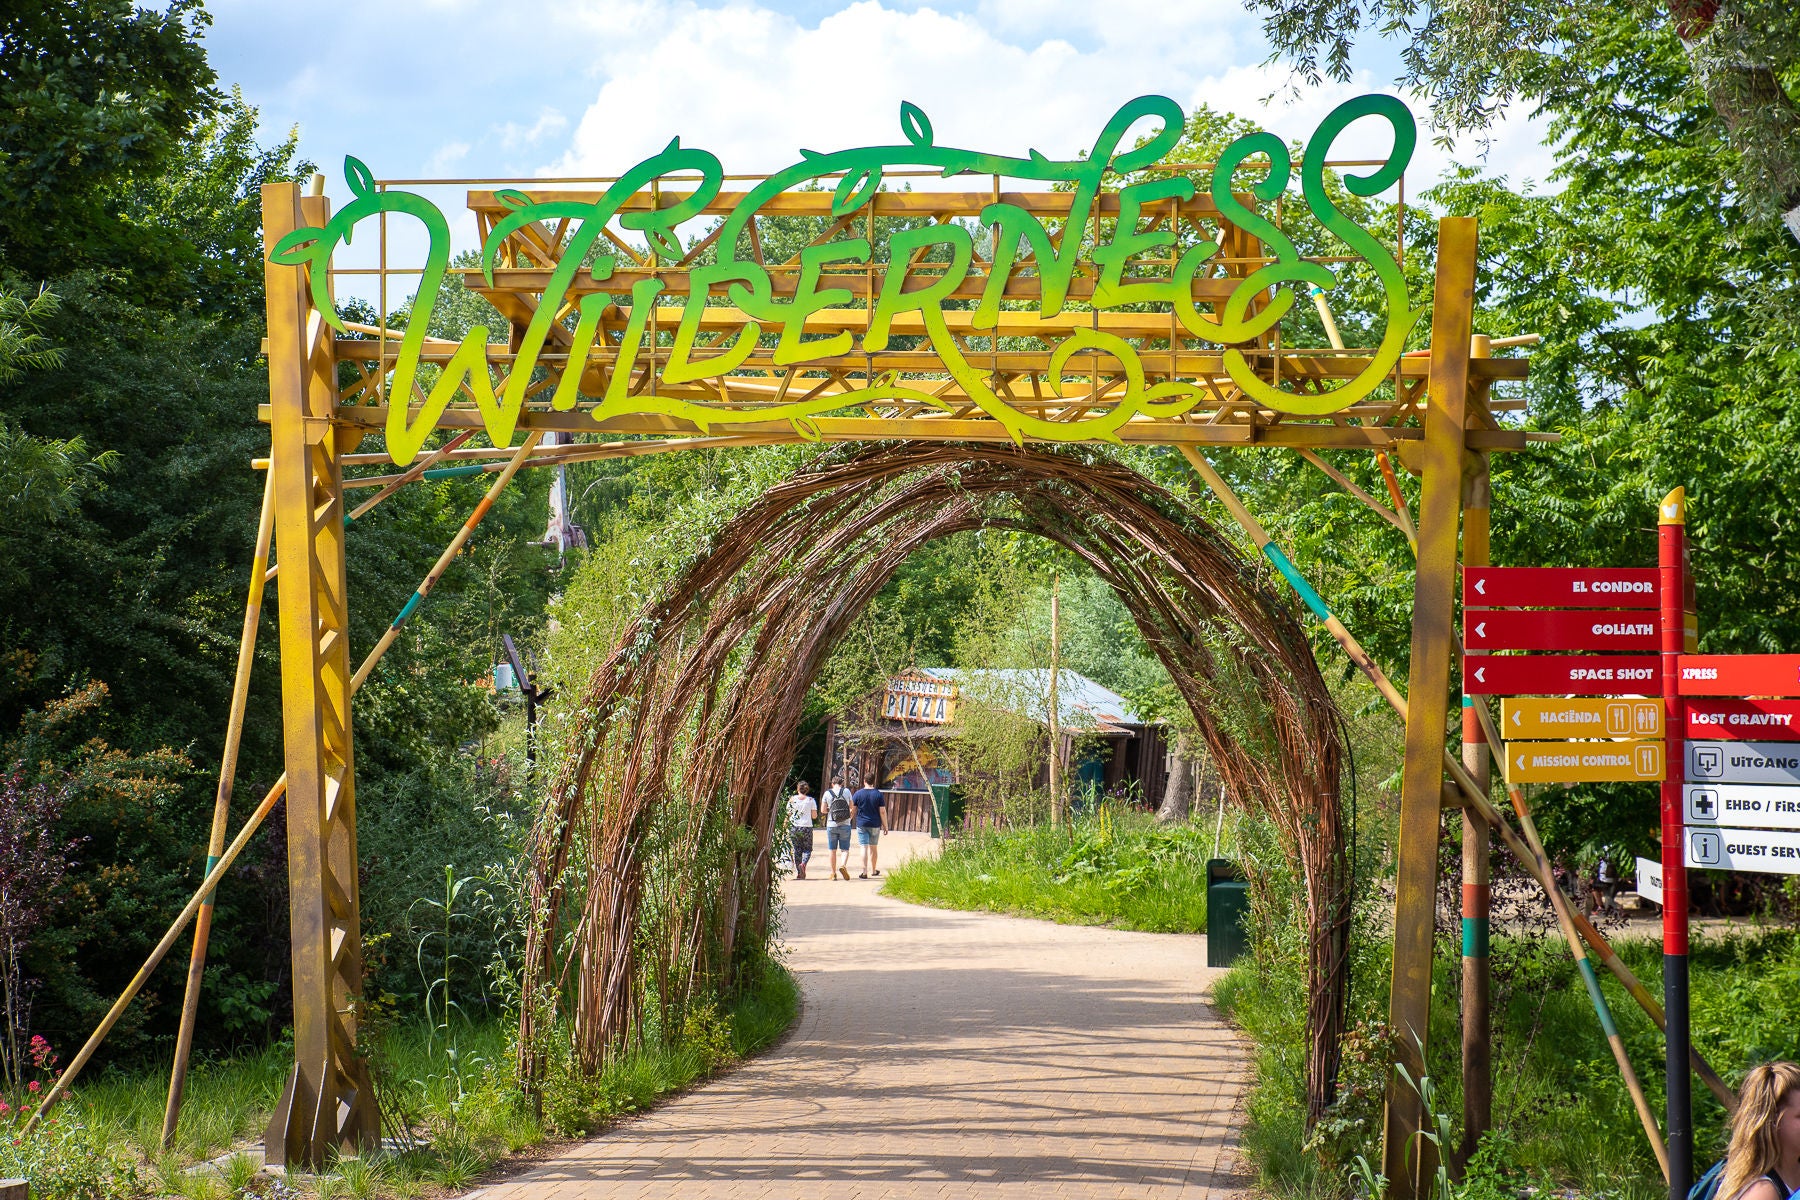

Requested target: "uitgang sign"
[{"left": 270, "top": 94, "right": 1421, "bottom": 465}]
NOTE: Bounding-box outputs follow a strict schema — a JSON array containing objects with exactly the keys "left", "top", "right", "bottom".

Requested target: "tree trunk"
[
  {"left": 1156, "top": 730, "right": 1196, "bottom": 823},
  {"left": 1667, "top": 0, "right": 1800, "bottom": 223}
]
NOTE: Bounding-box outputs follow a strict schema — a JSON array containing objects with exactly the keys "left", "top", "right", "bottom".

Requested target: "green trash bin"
[
  {"left": 929, "top": 783, "right": 965, "bottom": 837},
  {"left": 1206, "top": 858, "right": 1250, "bottom": 968}
]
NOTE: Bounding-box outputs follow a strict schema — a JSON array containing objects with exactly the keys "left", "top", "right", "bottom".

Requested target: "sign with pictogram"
[
  {"left": 1683, "top": 783, "right": 1800, "bottom": 829},
  {"left": 1686, "top": 826, "right": 1800, "bottom": 875},
  {"left": 1686, "top": 699, "right": 1800, "bottom": 741},
  {"left": 1462, "top": 567, "right": 1660, "bottom": 609},
  {"left": 1502, "top": 740, "right": 1665, "bottom": 784},
  {"left": 1677, "top": 655, "right": 1800, "bottom": 697},
  {"left": 1684, "top": 741, "right": 1800, "bottom": 786},
  {"left": 1465, "top": 656, "right": 1662, "bottom": 695},
  {"left": 1464, "top": 609, "right": 1661, "bottom": 652},
  {"left": 1500, "top": 697, "right": 1663, "bottom": 739}
]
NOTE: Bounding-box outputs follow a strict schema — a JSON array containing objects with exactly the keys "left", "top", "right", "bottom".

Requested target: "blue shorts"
[
  {"left": 856, "top": 827, "right": 881, "bottom": 846},
  {"left": 826, "top": 825, "right": 851, "bottom": 851}
]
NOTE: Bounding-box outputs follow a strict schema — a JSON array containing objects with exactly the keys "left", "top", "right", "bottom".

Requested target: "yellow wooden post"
[
  {"left": 1381, "top": 216, "right": 1478, "bottom": 1197},
  {"left": 260, "top": 181, "right": 378, "bottom": 1168}
]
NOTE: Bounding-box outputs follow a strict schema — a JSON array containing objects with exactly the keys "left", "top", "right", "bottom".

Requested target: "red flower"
[{"left": 26, "top": 1081, "right": 39, "bottom": 1093}]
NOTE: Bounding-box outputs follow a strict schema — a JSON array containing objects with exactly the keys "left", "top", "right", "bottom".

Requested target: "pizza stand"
[{"left": 6, "top": 91, "right": 1744, "bottom": 1198}]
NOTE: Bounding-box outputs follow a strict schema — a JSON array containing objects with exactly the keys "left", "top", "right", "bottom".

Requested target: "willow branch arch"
[{"left": 523, "top": 442, "right": 1353, "bottom": 1120}]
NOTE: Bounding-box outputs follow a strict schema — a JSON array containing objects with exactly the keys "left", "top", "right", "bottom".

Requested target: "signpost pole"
[
  {"left": 1381, "top": 217, "right": 1477, "bottom": 1198},
  {"left": 1660, "top": 489, "right": 1690, "bottom": 1198},
  {"left": 1459, "top": 451, "right": 1492, "bottom": 1164}
]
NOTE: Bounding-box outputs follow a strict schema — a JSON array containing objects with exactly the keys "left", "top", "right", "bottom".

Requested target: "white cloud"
[
  {"left": 427, "top": 140, "right": 471, "bottom": 173},
  {"left": 499, "top": 108, "right": 569, "bottom": 152},
  {"left": 547, "top": 0, "right": 1553, "bottom": 196}
]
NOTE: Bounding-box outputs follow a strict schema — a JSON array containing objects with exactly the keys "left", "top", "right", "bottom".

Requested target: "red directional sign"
[
  {"left": 1464, "top": 609, "right": 1660, "bottom": 652},
  {"left": 1686, "top": 699, "right": 1800, "bottom": 742},
  {"left": 1462, "top": 567, "right": 1660, "bottom": 609},
  {"left": 1677, "top": 655, "right": 1800, "bottom": 697},
  {"left": 1463, "top": 655, "right": 1662, "bottom": 695}
]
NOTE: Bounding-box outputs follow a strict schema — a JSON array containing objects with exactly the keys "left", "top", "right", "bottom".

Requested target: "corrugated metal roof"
[{"left": 908, "top": 667, "right": 1141, "bottom": 729}]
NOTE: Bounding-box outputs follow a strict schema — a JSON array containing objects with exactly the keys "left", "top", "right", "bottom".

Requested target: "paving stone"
[{"left": 472, "top": 833, "right": 1253, "bottom": 1200}]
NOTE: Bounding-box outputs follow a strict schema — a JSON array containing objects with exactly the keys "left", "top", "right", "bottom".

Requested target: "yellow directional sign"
[
  {"left": 1499, "top": 697, "right": 1664, "bottom": 740},
  {"left": 1502, "top": 740, "right": 1666, "bottom": 785}
]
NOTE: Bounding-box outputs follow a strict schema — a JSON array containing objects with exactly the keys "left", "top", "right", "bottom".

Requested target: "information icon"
[{"left": 1689, "top": 830, "right": 1723, "bottom": 867}]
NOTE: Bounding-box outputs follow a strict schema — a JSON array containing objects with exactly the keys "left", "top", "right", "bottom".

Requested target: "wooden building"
[{"left": 820, "top": 668, "right": 1170, "bottom": 831}]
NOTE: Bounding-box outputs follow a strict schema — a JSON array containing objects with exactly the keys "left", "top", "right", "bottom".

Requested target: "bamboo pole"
[
  {"left": 352, "top": 433, "right": 541, "bottom": 693},
  {"left": 1178, "top": 445, "right": 1738, "bottom": 1109},
  {"left": 31, "top": 436, "right": 541, "bottom": 1137},
  {"left": 338, "top": 433, "right": 781, "bottom": 491},
  {"left": 160, "top": 468, "right": 278, "bottom": 1148},
  {"left": 345, "top": 429, "right": 476, "bottom": 523},
  {"left": 1496, "top": 760, "right": 1670, "bottom": 1181}
]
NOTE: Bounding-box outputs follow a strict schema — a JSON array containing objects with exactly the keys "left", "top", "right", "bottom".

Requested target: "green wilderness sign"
[{"left": 272, "top": 94, "right": 1420, "bottom": 465}]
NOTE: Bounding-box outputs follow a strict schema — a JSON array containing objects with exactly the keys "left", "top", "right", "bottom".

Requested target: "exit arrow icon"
[
  {"left": 1474, "top": 577, "right": 1487, "bottom": 596},
  {"left": 1475, "top": 621, "right": 1488, "bottom": 639},
  {"left": 1473, "top": 665, "right": 1487, "bottom": 684},
  {"left": 1511, "top": 710, "right": 1521, "bottom": 727},
  {"left": 1516, "top": 754, "right": 1526, "bottom": 772}
]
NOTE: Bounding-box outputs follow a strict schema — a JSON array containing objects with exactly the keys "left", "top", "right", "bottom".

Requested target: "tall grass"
[
  {"left": 884, "top": 804, "right": 1213, "bottom": 933},
  {"left": 39, "top": 957, "right": 798, "bottom": 1199}
]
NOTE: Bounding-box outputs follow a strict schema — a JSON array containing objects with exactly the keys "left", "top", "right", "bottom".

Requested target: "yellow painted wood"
[
  {"left": 1381, "top": 216, "right": 1477, "bottom": 1199},
  {"left": 262, "top": 182, "right": 378, "bottom": 1169}
]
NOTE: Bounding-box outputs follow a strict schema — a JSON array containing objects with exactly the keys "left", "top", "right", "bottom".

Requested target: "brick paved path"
[{"left": 474, "top": 833, "right": 1251, "bottom": 1200}]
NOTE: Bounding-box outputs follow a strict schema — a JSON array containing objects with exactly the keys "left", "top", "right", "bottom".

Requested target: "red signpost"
[
  {"left": 1464, "top": 609, "right": 1661, "bottom": 652},
  {"left": 1659, "top": 491, "right": 1690, "bottom": 1199},
  {"left": 1675, "top": 654, "right": 1800, "bottom": 697},
  {"left": 1685, "top": 699, "right": 1800, "bottom": 741},
  {"left": 1463, "top": 655, "right": 1663, "bottom": 695},
  {"left": 1462, "top": 566, "right": 1661, "bottom": 608}
]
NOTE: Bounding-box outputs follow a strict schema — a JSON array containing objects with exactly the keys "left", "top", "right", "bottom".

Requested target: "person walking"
[
  {"left": 821, "top": 777, "right": 854, "bottom": 881},
  {"left": 851, "top": 779, "right": 886, "bottom": 879},
  {"left": 1717, "top": 1061, "right": 1800, "bottom": 1200},
  {"left": 1597, "top": 852, "right": 1619, "bottom": 914},
  {"left": 786, "top": 781, "right": 818, "bottom": 881}
]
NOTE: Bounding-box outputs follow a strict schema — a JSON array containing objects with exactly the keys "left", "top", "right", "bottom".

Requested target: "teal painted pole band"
[
  {"left": 423, "top": 464, "right": 488, "bottom": 481},
  {"left": 393, "top": 590, "right": 424, "bottom": 627},
  {"left": 343, "top": 511, "right": 357, "bottom": 528},
  {"left": 1261, "top": 543, "right": 1333, "bottom": 621},
  {"left": 1578, "top": 956, "right": 1621, "bottom": 1039},
  {"left": 1461, "top": 916, "right": 1488, "bottom": 957},
  {"left": 201, "top": 853, "right": 222, "bottom": 905}
]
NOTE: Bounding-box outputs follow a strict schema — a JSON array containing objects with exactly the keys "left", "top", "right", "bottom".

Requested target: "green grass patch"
[
  {"left": 1214, "top": 924, "right": 1800, "bottom": 1199},
  {"left": 15, "top": 959, "right": 798, "bottom": 1200},
  {"left": 883, "top": 805, "right": 1212, "bottom": 933}
]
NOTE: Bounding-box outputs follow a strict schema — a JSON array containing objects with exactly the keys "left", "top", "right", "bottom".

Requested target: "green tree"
[{"left": 1247, "top": 0, "right": 1800, "bottom": 230}]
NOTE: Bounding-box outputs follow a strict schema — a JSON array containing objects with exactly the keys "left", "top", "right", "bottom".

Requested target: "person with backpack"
[
  {"left": 851, "top": 780, "right": 886, "bottom": 879},
  {"left": 1700, "top": 1060, "right": 1800, "bottom": 1200},
  {"left": 785, "top": 781, "right": 818, "bottom": 881},
  {"left": 821, "top": 777, "right": 854, "bottom": 881}
]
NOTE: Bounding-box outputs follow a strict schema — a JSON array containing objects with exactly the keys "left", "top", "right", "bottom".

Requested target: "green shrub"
[{"left": 883, "top": 804, "right": 1212, "bottom": 932}]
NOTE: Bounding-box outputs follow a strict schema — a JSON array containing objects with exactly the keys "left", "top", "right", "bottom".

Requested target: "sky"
[{"left": 198, "top": 0, "right": 1559, "bottom": 304}]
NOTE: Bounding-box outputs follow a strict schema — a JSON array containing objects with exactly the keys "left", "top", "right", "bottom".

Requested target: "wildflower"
[
  {"left": 26, "top": 1081, "right": 38, "bottom": 1093},
  {"left": 0, "top": 1103, "right": 10, "bottom": 1116}
]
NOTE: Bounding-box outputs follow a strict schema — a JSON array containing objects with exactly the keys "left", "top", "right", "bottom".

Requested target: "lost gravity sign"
[{"left": 271, "top": 94, "right": 1423, "bottom": 464}]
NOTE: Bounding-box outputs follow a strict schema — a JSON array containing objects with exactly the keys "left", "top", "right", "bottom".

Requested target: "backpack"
[
  {"left": 828, "top": 788, "right": 851, "bottom": 824},
  {"left": 1690, "top": 1160, "right": 1723, "bottom": 1200}
]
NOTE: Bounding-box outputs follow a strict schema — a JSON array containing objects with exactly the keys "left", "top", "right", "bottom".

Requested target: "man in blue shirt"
[{"left": 850, "top": 783, "right": 886, "bottom": 878}]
